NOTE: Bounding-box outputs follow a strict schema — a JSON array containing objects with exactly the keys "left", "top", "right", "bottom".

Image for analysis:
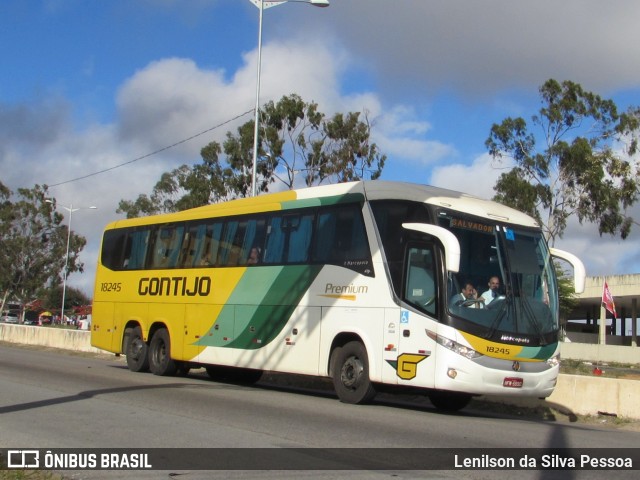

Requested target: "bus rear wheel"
[
  {"left": 125, "top": 326, "right": 149, "bottom": 373},
  {"left": 149, "top": 328, "right": 177, "bottom": 376},
  {"left": 428, "top": 391, "right": 472, "bottom": 412},
  {"left": 331, "top": 341, "right": 376, "bottom": 404}
]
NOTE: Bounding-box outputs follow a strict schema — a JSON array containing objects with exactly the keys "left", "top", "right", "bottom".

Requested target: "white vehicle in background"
[{"left": 1, "top": 304, "right": 20, "bottom": 324}]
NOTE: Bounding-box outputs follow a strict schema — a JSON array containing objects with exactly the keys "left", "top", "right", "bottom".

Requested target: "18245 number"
[{"left": 100, "top": 282, "right": 122, "bottom": 292}]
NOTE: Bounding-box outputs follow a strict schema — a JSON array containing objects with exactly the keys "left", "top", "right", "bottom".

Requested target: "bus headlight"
[
  {"left": 428, "top": 331, "right": 482, "bottom": 360},
  {"left": 546, "top": 353, "right": 561, "bottom": 368}
]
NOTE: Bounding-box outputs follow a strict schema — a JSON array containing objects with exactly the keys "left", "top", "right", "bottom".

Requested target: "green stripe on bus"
[
  {"left": 516, "top": 343, "right": 558, "bottom": 360},
  {"left": 196, "top": 265, "right": 323, "bottom": 350},
  {"left": 280, "top": 193, "right": 364, "bottom": 210}
]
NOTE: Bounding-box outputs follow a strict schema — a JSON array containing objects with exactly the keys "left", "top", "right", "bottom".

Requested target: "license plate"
[{"left": 503, "top": 377, "right": 523, "bottom": 388}]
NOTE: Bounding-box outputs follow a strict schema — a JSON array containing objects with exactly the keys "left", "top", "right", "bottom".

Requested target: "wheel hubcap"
[
  {"left": 131, "top": 340, "right": 144, "bottom": 360},
  {"left": 341, "top": 356, "right": 363, "bottom": 388}
]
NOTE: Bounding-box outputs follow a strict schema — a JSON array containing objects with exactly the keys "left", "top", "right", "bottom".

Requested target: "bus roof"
[
  {"left": 105, "top": 181, "right": 539, "bottom": 230},
  {"left": 361, "top": 181, "right": 539, "bottom": 227}
]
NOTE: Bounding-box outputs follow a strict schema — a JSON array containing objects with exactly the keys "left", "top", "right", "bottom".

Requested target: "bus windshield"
[{"left": 439, "top": 211, "right": 559, "bottom": 343}]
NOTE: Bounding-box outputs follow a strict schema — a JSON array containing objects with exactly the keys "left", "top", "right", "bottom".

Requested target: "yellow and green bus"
[{"left": 91, "top": 181, "right": 584, "bottom": 411}]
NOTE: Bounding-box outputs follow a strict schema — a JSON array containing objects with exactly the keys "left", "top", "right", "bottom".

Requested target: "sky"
[{"left": 2, "top": 0, "right": 640, "bottom": 296}]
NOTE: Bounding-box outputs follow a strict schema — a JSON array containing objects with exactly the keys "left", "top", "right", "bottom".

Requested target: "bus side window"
[
  {"left": 204, "top": 222, "right": 223, "bottom": 266},
  {"left": 187, "top": 224, "right": 207, "bottom": 267},
  {"left": 168, "top": 226, "right": 184, "bottom": 267},
  {"left": 314, "top": 211, "right": 336, "bottom": 262},
  {"left": 240, "top": 218, "right": 266, "bottom": 265},
  {"left": 404, "top": 246, "right": 437, "bottom": 315},
  {"left": 218, "top": 221, "right": 241, "bottom": 266},
  {"left": 264, "top": 217, "right": 285, "bottom": 264},
  {"left": 263, "top": 214, "right": 313, "bottom": 264},
  {"left": 314, "top": 205, "right": 370, "bottom": 268},
  {"left": 101, "top": 229, "right": 128, "bottom": 270},
  {"left": 127, "top": 229, "right": 150, "bottom": 269},
  {"left": 287, "top": 214, "right": 313, "bottom": 262},
  {"left": 180, "top": 224, "right": 206, "bottom": 268},
  {"left": 150, "top": 225, "right": 184, "bottom": 269}
]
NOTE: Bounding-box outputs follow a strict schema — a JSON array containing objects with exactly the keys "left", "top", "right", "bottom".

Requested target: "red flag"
[{"left": 602, "top": 281, "right": 617, "bottom": 318}]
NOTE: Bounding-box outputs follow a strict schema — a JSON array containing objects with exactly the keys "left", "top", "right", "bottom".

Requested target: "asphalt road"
[{"left": 0, "top": 343, "right": 638, "bottom": 479}]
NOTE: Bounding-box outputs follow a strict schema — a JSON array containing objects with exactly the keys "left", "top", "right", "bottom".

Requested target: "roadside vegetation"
[
  {"left": 560, "top": 358, "right": 640, "bottom": 379},
  {"left": 0, "top": 470, "right": 62, "bottom": 480}
]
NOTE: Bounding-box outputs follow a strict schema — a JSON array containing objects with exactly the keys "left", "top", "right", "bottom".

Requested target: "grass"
[
  {"left": 39, "top": 324, "right": 80, "bottom": 331},
  {"left": 560, "top": 359, "right": 640, "bottom": 379},
  {"left": 0, "top": 471, "right": 63, "bottom": 480}
]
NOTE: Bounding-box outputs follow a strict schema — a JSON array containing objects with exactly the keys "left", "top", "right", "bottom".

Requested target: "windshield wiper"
[
  {"left": 504, "top": 238, "right": 549, "bottom": 344},
  {"left": 485, "top": 295, "right": 509, "bottom": 339}
]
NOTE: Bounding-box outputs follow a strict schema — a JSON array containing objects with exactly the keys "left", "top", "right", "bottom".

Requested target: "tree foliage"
[
  {"left": 486, "top": 79, "right": 640, "bottom": 245},
  {"left": 117, "top": 144, "right": 229, "bottom": 218},
  {"left": 42, "top": 285, "right": 92, "bottom": 315},
  {"left": 118, "top": 94, "right": 386, "bottom": 218},
  {"left": 0, "top": 182, "right": 87, "bottom": 310}
]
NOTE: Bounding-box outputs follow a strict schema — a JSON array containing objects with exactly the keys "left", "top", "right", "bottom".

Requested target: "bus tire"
[
  {"left": 125, "top": 326, "right": 149, "bottom": 373},
  {"left": 148, "top": 328, "right": 177, "bottom": 376},
  {"left": 331, "top": 341, "right": 376, "bottom": 404},
  {"left": 428, "top": 391, "right": 472, "bottom": 412}
]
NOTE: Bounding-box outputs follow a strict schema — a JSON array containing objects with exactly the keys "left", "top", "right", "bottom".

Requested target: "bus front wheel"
[
  {"left": 125, "top": 326, "right": 149, "bottom": 373},
  {"left": 149, "top": 328, "right": 177, "bottom": 376},
  {"left": 331, "top": 341, "right": 376, "bottom": 404}
]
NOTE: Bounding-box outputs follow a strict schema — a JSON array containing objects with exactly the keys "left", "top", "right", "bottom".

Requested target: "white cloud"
[
  {"left": 372, "top": 105, "right": 455, "bottom": 166},
  {"left": 116, "top": 58, "right": 245, "bottom": 157},
  {"left": 555, "top": 203, "right": 640, "bottom": 277},
  {"left": 429, "top": 153, "right": 509, "bottom": 199},
  {"left": 326, "top": 0, "right": 640, "bottom": 96}
]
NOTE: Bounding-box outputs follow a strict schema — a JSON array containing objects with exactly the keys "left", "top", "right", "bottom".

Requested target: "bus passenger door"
[{"left": 395, "top": 245, "right": 439, "bottom": 388}]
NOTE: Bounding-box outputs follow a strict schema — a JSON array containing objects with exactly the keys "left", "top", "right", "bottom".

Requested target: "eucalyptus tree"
[
  {"left": 117, "top": 143, "right": 229, "bottom": 219},
  {"left": 0, "top": 183, "right": 86, "bottom": 311},
  {"left": 486, "top": 79, "right": 640, "bottom": 246},
  {"left": 223, "top": 93, "right": 386, "bottom": 194},
  {"left": 118, "top": 94, "right": 386, "bottom": 217}
]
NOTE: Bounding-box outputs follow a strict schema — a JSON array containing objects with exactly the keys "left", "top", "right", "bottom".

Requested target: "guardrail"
[{"left": 0, "top": 323, "right": 103, "bottom": 354}]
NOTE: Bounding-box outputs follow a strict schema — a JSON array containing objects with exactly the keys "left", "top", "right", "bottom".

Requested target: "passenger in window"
[
  {"left": 247, "top": 247, "right": 261, "bottom": 265},
  {"left": 481, "top": 276, "right": 502, "bottom": 305},
  {"left": 451, "top": 282, "right": 484, "bottom": 308}
]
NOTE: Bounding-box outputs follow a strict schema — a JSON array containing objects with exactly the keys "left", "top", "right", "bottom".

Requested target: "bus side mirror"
[
  {"left": 550, "top": 247, "right": 586, "bottom": 294},
  {"left": 402, "top": 223, "right": 461, "bottom": 273}
]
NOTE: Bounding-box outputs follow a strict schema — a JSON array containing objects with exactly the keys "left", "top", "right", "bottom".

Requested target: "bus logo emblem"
[
  {"left": 512, "top": 361, "right": 521, "bottom": 372},
  {"left": 386, "top": 353, "right": 429, "bottom": 380}
]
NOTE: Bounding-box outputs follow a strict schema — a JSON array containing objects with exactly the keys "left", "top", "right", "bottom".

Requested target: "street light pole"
[
  {"left": 248, "top": 0, "right": 329, "bottom": 197},
  {"left": 46, "top": 200, "right": 97, "bottom": 323}
]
